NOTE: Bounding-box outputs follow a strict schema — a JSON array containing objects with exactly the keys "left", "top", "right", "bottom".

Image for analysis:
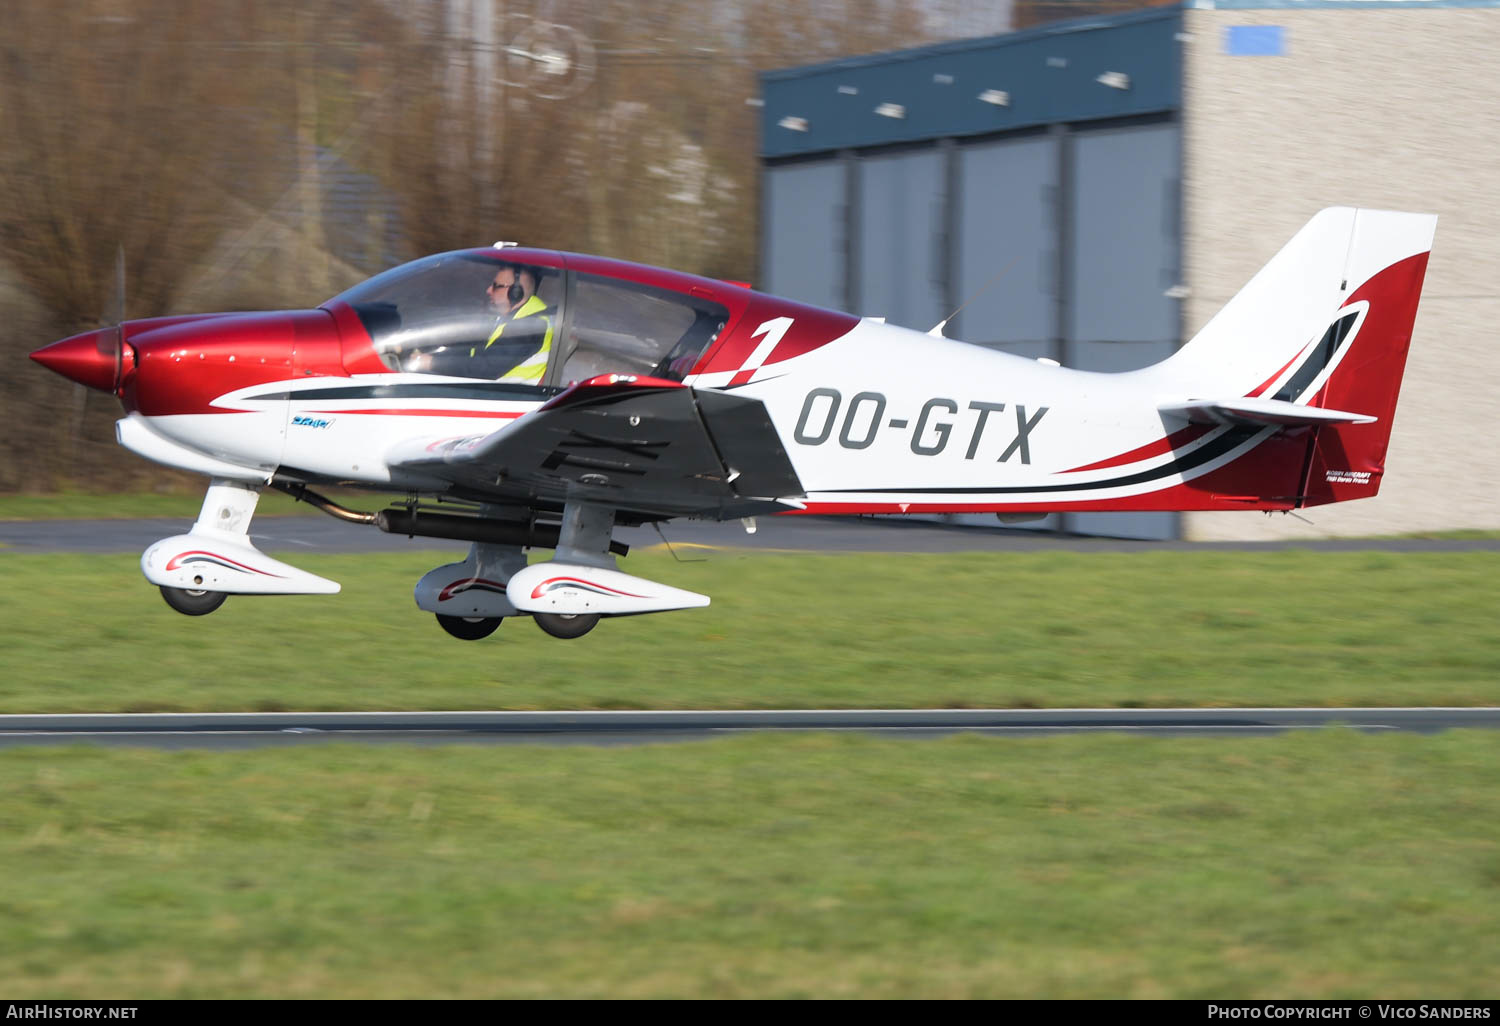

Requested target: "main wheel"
[
  {"left": 437, "top": 615, "right": 503, "bottom": 641},
  {"left": 533, "top": 612, "right": 600, "bottom": 639},
  {"left": 160, "top": 586, "right": 228, "bottom": 616}
]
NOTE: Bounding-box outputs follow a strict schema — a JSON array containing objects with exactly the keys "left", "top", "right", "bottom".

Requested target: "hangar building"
[{"left": 758, "top": 1, "right": 1500, "bottom": 541}]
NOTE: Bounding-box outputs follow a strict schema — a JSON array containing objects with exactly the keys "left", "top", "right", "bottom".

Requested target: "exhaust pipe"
[
  {"left": 376, "top": 508, "right": 629, "bottom": 556},
  {"left": 272, "top": 482, "right": 378, "bottom": 524}
]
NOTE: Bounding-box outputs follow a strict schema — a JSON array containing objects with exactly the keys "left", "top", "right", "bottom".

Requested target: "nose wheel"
[
  {"left": 436, "top": 615, "right": 503, "bottom": 640},
  {"left": 160, "top": 586, "right": 228, "bottom": 616}
]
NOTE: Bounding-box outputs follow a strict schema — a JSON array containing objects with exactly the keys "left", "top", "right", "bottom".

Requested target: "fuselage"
[
  {"left": 23, "top": 211, "right": 1438, "bottom": 634},
  {"left": 33, "top": 238, "right": 1409, "bottom": 516}
]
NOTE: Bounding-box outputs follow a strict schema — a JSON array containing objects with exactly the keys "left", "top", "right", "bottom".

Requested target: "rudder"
[{"left": 1296, "top": 210, "right": 1435, "bottom": 505}]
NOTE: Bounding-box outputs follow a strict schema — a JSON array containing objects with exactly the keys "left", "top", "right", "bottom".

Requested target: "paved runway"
[
  {"left": 3, "top": 513, "right": 1497, "bottom": 555},
  {"left": 2, "top": 708, "right": 1497, "bottom": 749}
]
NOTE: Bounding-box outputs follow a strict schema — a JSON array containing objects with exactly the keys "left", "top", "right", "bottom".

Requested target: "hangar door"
[
  {"left": 855, "top": 149, "right": 946, "bottom": 331},
  {"left": 1067, "top": 122, "right": 1180, "bottom": 361},
  {"left": 947, "top": 134, "right": 1065, "bottom": 533},
  {"left": 762, "top": 160, "right": 846, "bottom": 311},
  {"left": 1066, "top": 120, "right": 1181, "bottom": 540},
  {"left": 955, "top": 134, "right": 1059, "bottom": 358}
]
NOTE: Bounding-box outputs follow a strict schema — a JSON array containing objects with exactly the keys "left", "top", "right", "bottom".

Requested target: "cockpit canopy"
[{"left": 326, "top": 249, "right": 732, "bottom": 385}]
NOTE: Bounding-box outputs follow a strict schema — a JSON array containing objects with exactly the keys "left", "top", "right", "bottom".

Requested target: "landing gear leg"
[{"left": 528, "top": 500, "right": 616, "bottom": 640}]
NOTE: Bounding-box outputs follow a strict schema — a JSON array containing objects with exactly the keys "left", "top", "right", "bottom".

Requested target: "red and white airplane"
[{"left": 31, "top": 207, "right": 1435, "bottom": 640}]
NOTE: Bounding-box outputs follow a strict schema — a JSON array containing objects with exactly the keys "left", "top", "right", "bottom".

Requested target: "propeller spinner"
[
  {"left": 31, "top": 326, "right": 133, "bottom": 394},
  {"left": 30, "top": 244, "right": 133, "bottom": 394}
]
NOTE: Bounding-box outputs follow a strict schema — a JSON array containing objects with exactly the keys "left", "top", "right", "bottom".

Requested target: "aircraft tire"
[
  {"left": 534, "top": 612, "right": 599, "bottom": 639},
  {"left": 436, "top": 615, "right": 503, "bottom": 641},
  {"left": 159, "top": 586, "right": 228, "bottom": 617}
]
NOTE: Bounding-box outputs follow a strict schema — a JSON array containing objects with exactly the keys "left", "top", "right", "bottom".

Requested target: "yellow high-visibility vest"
[{"left": 472, "top": 294, "right": 553, "bottom": 381}]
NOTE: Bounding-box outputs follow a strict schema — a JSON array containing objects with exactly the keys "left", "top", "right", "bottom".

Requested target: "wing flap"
[
  {"left": 1159, "top": 397, "right": 1376, "bottom": 429},
  {"left": 694, "top": 387, "right": 803, "bottom": 500}
]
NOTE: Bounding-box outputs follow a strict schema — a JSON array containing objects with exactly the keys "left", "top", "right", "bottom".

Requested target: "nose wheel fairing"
[{"left": 141, "top": 480, "right": 340, "bottom": 605}]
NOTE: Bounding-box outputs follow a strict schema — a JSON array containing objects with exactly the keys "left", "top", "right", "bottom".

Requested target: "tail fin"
[{"left": 1162, "top": 207, "right": 1435, "bottom": 505}]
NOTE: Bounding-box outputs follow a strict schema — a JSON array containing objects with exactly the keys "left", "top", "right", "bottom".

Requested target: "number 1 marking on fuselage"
[{"left": 730, "top": 317, "right": 794, "bottom": 386}]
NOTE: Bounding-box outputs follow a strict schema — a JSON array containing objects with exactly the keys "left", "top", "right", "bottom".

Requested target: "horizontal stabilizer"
[{"left": 1158, "top": 397, "right": 1376, "bottom": 429}]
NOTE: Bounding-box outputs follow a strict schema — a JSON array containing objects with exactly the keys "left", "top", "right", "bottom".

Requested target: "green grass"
[
  {"left": 1, "top": 548, "right": 1498, "bottom": 712},
  {"left": 5, "top": 544, "right": 1497, "bottom": 999},
  {"left": 1, "top": 731, "right": 1496, "bottom": 998}
]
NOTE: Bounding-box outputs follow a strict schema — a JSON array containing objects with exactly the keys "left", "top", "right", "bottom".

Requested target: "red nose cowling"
[
  {"left": 30, "top": 328, "right": 127, "bottom": 393},
  {"left": 31, "top": 310, "right": 348, "bottom": 417}
]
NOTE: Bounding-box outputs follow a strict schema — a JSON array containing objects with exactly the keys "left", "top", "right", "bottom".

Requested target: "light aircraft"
[{"left": 31, "top": 207, "right": 1435, "bottom": 640}]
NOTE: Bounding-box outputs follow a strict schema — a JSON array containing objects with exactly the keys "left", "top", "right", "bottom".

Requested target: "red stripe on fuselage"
[{"left": 300, "top": 408, "right": 525, "bottom": 419}]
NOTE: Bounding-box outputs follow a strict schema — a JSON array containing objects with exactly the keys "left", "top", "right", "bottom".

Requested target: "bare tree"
[
  {"left": 0, "top": 0, "right": 943, "bottom": 492},
  {"left": 375, "top": 0, "right": 940, "bottom": 279},
  {"left": 0, "top": 0, "right": 285, "bottom": 487}
]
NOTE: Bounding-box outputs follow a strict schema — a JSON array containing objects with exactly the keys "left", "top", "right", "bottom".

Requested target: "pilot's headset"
[{"left": 504, "top": 265, "right": 537, "bottom": 306}]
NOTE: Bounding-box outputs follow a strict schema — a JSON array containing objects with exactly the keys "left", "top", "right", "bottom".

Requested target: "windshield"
[
  {"left": 330, "top": 251, "right": 564, "bottom": 381},
  {"left": 329, "top": 250, "right": 730, "bottom": 384}
]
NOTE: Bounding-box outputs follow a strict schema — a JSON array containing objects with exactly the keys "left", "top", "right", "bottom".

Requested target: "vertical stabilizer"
[{"left": 1161, "top": 207, "right": 1435, "bottom": 505}]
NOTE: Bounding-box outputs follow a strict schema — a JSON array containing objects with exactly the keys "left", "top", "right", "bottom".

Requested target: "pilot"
[
  {"left": 418, "top": 263, "right": 554, "bottom": 380},
  {"left": 474, "top": 263, "right": 554, "bottom": 381}
]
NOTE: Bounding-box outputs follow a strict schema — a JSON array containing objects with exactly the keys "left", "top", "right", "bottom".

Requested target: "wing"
[
  {"left": 1159, "top": 397, "right": 1376, "bottom": 429},
  {"left": 387, "top": 376, "right": 805, "bottom": 519}
]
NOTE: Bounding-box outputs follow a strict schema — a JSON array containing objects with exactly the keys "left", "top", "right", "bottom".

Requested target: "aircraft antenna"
[
  {"left": 928, "top": 252, "right": 1023, "bottom": 338},
  {"left": 652, "top": 522, "right": 708, "bottom": 563}
]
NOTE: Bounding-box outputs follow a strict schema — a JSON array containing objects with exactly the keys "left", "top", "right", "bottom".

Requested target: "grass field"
[
  {"left": 1, "top": 548, "right": 1497, "bottom": 712},
  {"left": 2, "top": 730, "right": 1497, "bottom": 998},
  {"left": 4, "top": 539, "right": 1497, "bottom": 998}
]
